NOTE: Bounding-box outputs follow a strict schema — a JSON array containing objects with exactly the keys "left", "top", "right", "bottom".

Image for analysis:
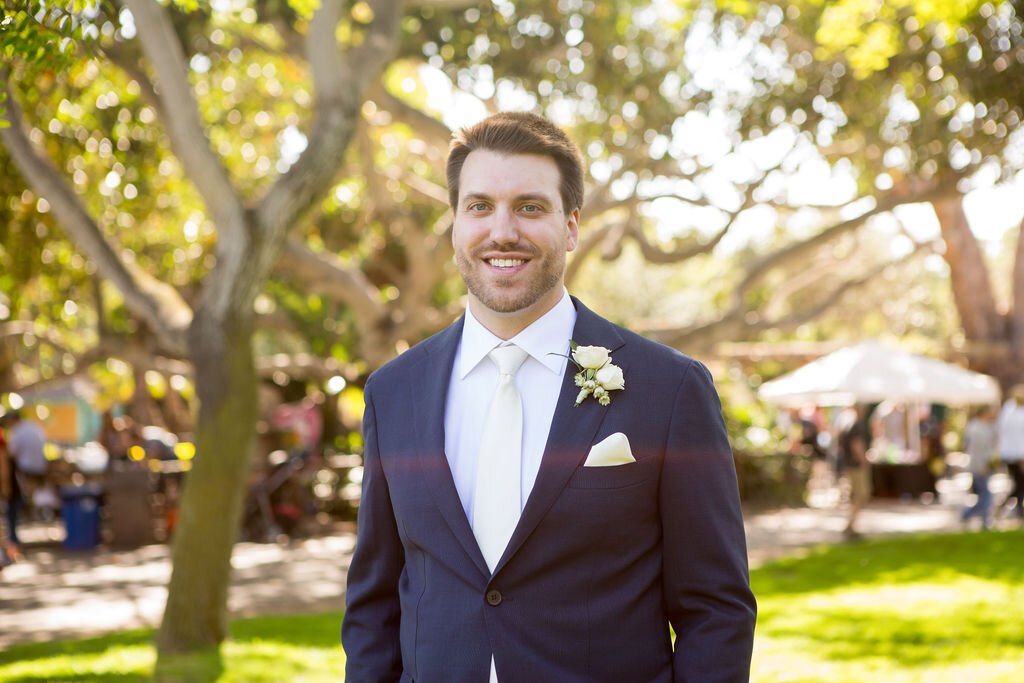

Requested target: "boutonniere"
[{"left": 569, "top": 341, "right": 625, "bottom": 407}]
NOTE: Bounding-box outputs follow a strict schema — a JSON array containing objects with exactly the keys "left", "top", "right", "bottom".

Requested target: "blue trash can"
[{"left": 60, "top": 484, "right": 103, "bottom": 550}]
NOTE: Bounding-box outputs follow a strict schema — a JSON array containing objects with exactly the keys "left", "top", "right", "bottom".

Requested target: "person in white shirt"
[
  {"left": 4, "top": 410, "right": 48, "bottom": 546},
  {"left": 997, "top": 385, "right": 1024, "bottom": 520},
  {"left": 961, "top": 405, "right": 998, "bottom": 530}
]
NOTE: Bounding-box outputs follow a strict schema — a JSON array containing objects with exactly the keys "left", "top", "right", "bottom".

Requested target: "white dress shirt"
[{"left": 444, "top": 290, "right": 576, "bottom": 527}]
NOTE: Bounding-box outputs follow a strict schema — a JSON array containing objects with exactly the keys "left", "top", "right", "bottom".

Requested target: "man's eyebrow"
[
  {"left": 515, "top": 193, "right": 557, "bottom": 204},
  {"left": 461, "top": 192, "right": 556, "bottom": 204}
]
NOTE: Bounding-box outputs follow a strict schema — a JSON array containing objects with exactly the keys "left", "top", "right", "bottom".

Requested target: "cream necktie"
[{"left": 472, "top": 344, "right": 529, "bottom": 573}]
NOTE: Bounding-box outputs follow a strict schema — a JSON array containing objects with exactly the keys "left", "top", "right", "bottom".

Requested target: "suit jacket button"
[{"left": 485, "top": 589, "right": 503, "bottom": 606}]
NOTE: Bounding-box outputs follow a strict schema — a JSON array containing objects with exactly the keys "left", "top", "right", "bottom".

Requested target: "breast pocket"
[{"left": 567, "top": 455, "right": 659, "bottom": 490}]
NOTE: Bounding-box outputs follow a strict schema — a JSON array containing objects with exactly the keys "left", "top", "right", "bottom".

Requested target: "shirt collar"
[{"left": 458, "top": 289, "right": 576, "bottom": 379}]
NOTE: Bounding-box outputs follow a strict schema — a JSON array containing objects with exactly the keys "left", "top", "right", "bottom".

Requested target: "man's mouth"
[{"left": 486, "top": 257, "right": 527, "bottom": 269}]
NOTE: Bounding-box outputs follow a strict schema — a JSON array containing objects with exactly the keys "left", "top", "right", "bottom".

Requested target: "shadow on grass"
[
  {"left": 229, "top": 611, "right": 342, "bottom": 648},
  {"left": 0, "top": 675, "right": 150, "bottom": 683},
  {"left": 0, "top": 630, "right": 152, "bottom": 666},
  {"left": 0, "top": 612, "right": 343, "bottom": 683},
  {"left": 761, "top": 606, "right": 1024, "bottom": 666},
  {"left": 752, "top": 529, "right": 1024, "bottom": 595}
]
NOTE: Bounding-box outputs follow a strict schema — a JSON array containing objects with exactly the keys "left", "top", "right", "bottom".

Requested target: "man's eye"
[
  {"left": 520, "top": 204, "right": 542, "bottom": 213},
  {"left": 468, "top": 202, "right": 489, "bottom": 211}
]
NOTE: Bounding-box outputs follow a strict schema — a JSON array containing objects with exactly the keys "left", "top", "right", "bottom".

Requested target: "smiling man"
[{"left": 342, "top": 112, "right": 756, "bottom": 683}]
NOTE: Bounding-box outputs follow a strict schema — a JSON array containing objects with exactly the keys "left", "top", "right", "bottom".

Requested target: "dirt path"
[{"left": 0, "top": 495, "right": 989, "bottom": 652}]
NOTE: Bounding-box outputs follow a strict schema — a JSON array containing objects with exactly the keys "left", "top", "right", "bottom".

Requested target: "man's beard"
[{"left": 456, "top": 246, "right": 564, "bottom": 314}]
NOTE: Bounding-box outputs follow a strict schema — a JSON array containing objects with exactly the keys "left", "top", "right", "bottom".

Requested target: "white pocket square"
[{"left": 583, "top": 432, "right": 636, "bottom": 467}]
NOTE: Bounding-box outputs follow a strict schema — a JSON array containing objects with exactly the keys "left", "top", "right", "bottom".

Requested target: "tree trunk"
[
  {"left": 932, "top": 196, "right": 1018, "bottom": 390},
  {"left": 1011, "top": 217, "right": 1024, "bottom": 378},
  {"left": 155, "top": 310, "right": 258, "bottom": 655}
]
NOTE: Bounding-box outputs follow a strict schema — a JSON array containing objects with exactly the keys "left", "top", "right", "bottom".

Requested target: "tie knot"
[{"left": 489, "top": 344, "right": 528, "bottom": 377}]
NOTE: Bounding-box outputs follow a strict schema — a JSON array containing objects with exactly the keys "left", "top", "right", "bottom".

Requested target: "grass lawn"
[
  {"left": 1, "top": 529, "right": 1022, "bottom": 682},
  {"left": 0, "top": 613, "right": 345, "bottom": 682},
  {"left": 751, "top": 528, "right": 1024, "bottom": 682}
]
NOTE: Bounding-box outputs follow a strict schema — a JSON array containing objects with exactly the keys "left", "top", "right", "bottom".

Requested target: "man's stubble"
[{"left": 455, "top": 244, "right": 566, "bottom": 315}]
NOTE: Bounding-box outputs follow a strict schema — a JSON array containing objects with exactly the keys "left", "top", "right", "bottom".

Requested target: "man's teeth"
[{"left": 489, "top": 258, "right": 525, "bottom": 268}]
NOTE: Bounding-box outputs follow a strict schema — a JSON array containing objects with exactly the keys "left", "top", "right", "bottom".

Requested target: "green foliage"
[
  {"left": 734, "top": 451, "right": 811, "bottom": 505},
  {"left": 810, "top": 0, "right": 987, "bottom": 78},
  {"left": 285, "top": 0, "right": 321, "bottom": 21},
  {"left": 728, "top": 0, "right": 1024, "bottom": 189},
  {"left": 408, "top": 1, "right": 699, "bottom": 174},
  {"left": 0, "top": 0, "right": 106, "bottom": 117}
]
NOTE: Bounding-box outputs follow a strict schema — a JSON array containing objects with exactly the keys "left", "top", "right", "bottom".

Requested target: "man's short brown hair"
[{"left": 446, "top": 111, "right": 584, "bottom": 213}]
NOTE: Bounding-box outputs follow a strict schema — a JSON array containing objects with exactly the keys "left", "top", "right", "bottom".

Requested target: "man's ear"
[{"left": 566, "top": 208, "right": 581, "bottom": 252}]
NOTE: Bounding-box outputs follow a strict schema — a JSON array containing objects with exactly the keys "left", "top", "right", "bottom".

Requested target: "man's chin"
[{"left": 475, "top": 294, "right": 537, "bottom": 315}]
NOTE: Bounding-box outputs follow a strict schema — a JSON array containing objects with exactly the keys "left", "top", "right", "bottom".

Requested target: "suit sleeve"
[
  {"left": 661, "top": 360, "right": 757, "bottom": 683},
  {"left": 342, "top": 380, "right": 405, "bottom": 682}
]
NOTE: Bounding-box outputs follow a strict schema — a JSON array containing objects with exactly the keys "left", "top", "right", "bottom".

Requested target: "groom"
[{"left": 342, "top": 112, "right": 756, "bottom": 682}]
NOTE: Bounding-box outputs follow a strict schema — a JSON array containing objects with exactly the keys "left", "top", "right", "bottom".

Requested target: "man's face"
[{"left": 452, "top": 149, "right": 579, "bottom": 328}]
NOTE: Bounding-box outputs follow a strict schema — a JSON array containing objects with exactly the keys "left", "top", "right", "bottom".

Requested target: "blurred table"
[{"left": 871, "top": 462, "right": 936, "bottom": 499}]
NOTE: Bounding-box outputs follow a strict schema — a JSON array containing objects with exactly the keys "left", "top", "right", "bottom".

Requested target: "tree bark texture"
[
  {"left": 932, "top": 196, "right": 1020, "bottom": 390},
  {"left": 156, "top": 312, "right": 259, "bottom": 654},
  {"left": 1011, "top": 218, "right": 1024, "bottom": 374}
]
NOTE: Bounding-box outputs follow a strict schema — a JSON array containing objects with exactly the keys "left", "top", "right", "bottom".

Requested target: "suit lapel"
[
  {"left": 494, "top": 299, "right": 626, "bottom": 574},
  {"left": 409, "top": 317, "right": 490, "bottom": 579}
]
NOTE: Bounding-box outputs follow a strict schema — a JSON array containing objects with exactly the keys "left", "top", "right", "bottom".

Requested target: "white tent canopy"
[{"left": 757, "top": 340, "right": 1001, "bottom": 407}]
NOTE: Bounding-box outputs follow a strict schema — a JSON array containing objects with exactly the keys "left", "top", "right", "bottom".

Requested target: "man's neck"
[{"left": 468, "top": 290, "right": 566, "bottom": 341}]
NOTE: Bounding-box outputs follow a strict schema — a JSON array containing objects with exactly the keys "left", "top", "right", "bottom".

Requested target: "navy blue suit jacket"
[{"left": 342, "top": 298, "right": 756, "bottom": 682}]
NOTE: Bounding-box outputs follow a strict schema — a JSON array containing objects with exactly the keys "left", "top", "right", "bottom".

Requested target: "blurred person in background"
[
  {"left": 997, "top": 384, "right": 1024, "bottom": 520},
  {"left": 3, "top": 410, "right": 48, "bottom": 547},
  {"left": 961, "top": 405, "right": 998, "bottom": 530},
  {"left": 0, "top": 413, "right": 24, "bottom": 565},
  {"left": 837, "top": 405, "right": 871, "bottom": 539}
]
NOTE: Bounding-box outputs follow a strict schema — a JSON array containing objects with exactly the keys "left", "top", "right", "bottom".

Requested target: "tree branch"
[
  {"left": 625, "top": 218, "right": 731, "bottom": 264},
  {"left": 368, "top": 82, "right": 453, "bottom": 150},
  {"left": 257, "top": 352, "right": 349, "bottom": 380},
  {"left": 0, "top": 80, "right": 191, "bottom": 356},
  {"left": 565, "top": 221, "right": 619, "bottom": 286},
  {"left": 274, "top": 238, "right": 386, "bottom": 329},
  {"left": 256, "top": 0, "right": 404, "bottom": 277},
  {"left": 402, "top": 170, "right": 449, "bottom": 206},
  {"left": 0, "top": 321, "right": 75, "bottom": 357},
  {"left": 121, "top": 0, "right": 245, "bottom": 232},
  {"left": 734, "top": 194, "right": 898, "bottom": 302},
  {"left": 641, "top": 234, "right": 935, "bottom": 350}
]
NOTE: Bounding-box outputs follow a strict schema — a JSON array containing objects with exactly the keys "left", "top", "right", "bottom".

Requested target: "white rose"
[
  {"left": 595, "top": 363, "right": 625, "bottom": 391},
  {"left": 573, "top": 345, "right": 610, "bottom": 369}
]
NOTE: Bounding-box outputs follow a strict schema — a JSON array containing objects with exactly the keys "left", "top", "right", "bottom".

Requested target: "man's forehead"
[{"left": 459, "top": 149, "right": 561, "bottom": 199}]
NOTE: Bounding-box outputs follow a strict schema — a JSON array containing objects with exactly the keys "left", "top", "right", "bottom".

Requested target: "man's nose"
[{"left": 488, "top": 206, "right": 519, "bottom": 244}]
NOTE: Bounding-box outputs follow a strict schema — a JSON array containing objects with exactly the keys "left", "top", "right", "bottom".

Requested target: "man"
[
  {"left": 837, "top": 404, "right": 872, "bottom": 539},
  {"left": 961, "top": 404, "right": 997, "bottom": 530},
  {"left": 997, "top": 384, "right": 1024, "bottom": 519},
  {"left": 1, "top": 412, "right": 21, "bottom": 566},
  {"left": 3, "top": 410, "right": 48, "bottom": 546},
  {"left": 342, "top": 112, "right": 756, "bottom": 682}
]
